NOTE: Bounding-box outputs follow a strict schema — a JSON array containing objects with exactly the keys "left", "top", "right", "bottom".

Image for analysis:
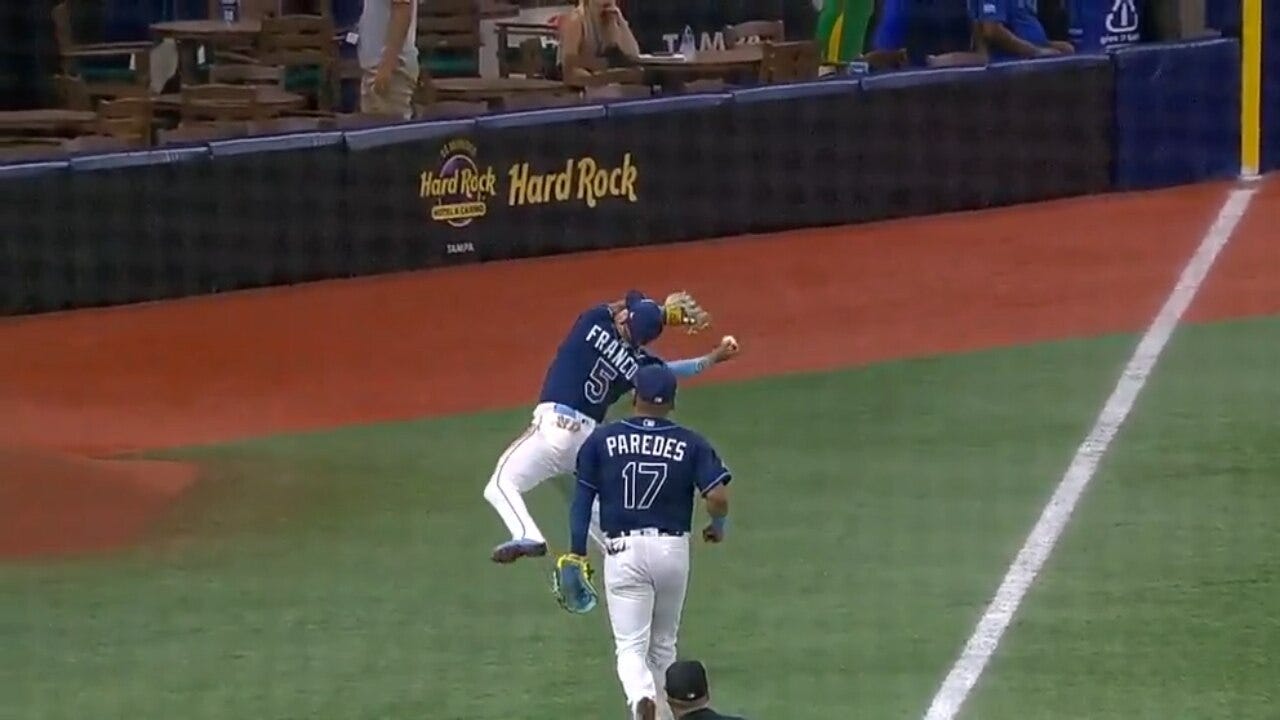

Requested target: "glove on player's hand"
[
  {"left": 552, "top": 554, "right": 598, "bottom": 614},
  {"left": 663, "top": 291, "right": 712, "bottom": 334}
]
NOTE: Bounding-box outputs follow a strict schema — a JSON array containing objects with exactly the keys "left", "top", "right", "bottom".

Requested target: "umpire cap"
[{"left": 666, "top": 660, "right": 709, "bottom": 702}]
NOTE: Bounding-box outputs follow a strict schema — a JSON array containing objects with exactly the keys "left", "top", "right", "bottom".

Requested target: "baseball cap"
[
  {"left": 625, "top": 292, "right": 665, "bottom": 347},
  {"left": 634, "top": 364, "right": 677, "bottom": 405},
  {"left": 665, "top": 660, "right": 709, "bottom": 702}
]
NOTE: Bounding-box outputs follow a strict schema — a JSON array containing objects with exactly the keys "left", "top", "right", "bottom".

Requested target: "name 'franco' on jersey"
[
  {"left": 539, "top": 305, "right": 665, "bottom": 423},
  {"left": 577, "top": 416, "right": 731, "bottom": 535}
]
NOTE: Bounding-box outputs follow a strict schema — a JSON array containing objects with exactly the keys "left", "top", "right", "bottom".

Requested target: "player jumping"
[
  {"left": 554, "top": 363, "right": 732, "bottom": 720},
  {"left": 484, "top": 290, "right": 738, "bottom": 564}
]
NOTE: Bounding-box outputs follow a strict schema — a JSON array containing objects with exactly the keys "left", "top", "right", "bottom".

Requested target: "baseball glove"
[
  {"left": 662, "top": 291, "right": 712, "bottom": 334},
  {"left": 552, "top": 553, "right": 598, "bottom": 614}
]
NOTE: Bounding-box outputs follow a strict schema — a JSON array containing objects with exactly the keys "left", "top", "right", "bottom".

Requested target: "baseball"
[{"left": 723, "top": 335, "right": 738, "bottom": 350}]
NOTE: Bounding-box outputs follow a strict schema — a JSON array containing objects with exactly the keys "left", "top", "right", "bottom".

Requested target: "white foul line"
[{"left": 922, "top": 186, "right": 1258, "bottom": 720}]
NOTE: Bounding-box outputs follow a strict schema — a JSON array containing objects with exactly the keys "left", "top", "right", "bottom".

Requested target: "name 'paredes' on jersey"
[{"left": 604, "top": 433, "right": 687, "bottom": 462}]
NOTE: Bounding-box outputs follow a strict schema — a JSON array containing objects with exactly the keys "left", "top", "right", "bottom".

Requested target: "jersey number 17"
[{"left": 623, "top": 461, "right": 668, "bottom": 510}]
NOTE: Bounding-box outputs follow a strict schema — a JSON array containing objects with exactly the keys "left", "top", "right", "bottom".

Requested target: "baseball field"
[{"left": 2, "top": 178, "right": 1278, "bottom": 719}]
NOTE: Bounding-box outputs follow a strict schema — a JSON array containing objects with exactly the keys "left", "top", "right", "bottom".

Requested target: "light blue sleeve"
[{"left": 667, "top": 356, "right": 711, "bottom": 378}]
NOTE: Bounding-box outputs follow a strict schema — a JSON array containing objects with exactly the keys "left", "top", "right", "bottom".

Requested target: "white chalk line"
[{"left": 922, "top": 185, "right": 1259, "bottom": 720}]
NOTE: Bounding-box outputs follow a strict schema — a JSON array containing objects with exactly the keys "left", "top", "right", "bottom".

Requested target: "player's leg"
[
  {"left": 542, "top": 414, "right": 608, "bottom": 552},
  {"left": 604, "top": 539, "right": 659, "bottom": 716},
  {"left": 486, "top": 405, "right": 595, "bottom": 563},
  {"left": 646, "top": 537, "right": 691, "bottom": 720},
  {"left": 483, "top": 419, "right": 560, "bottom": 562}
]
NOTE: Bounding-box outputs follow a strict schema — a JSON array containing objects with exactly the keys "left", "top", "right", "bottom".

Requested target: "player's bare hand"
[
  {"left": 702, "top": 524, "right": 724, "bottom": 543},
  {"left": 710, "top": 335, "right": 740, "bottom": 364}
]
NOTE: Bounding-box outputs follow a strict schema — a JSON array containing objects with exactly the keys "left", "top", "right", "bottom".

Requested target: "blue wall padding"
[{"left": 1111, "top": 39, "right": 1240, "bottom": 189}]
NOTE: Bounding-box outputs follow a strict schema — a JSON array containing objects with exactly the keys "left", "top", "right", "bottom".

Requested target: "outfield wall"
[{"left": 0, "top": 38, "right": 1261, "bottom": 316}]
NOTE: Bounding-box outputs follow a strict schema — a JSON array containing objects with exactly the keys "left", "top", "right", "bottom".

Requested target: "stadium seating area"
[{"left": 0, "top": 0, "right": 1246, "bottom": 159}]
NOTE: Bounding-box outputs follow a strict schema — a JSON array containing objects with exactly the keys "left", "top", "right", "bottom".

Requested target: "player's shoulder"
[
  {"left": 577, "top": 424, "right": 612, "bottom": 460},
  {"left": 665, "top": 422, "right": 714, "bottom": 451},
  {"left": 669, "top": 420, "right": 709, "bottom": 443},
  {"left": 637, "top": 348, "right": 664, "bottom": 365},
  {"left": 595, "top": 417, "right": 624, "bottom": 432},
  {"left": 587, "top": 421, "right": 616, "bottom": 439},
  {"left": 577, "top": 303, "right": 613, "bottom": 325},
  {"left": 592, "top": 419, "right": 631, "bottom": 440}
]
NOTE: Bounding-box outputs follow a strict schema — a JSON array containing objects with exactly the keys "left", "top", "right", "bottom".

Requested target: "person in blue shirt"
[
  {"left": 871, "top": 0, "right": 985, "bottom": 67},
  {"left": 564, "top": 364, "right": 732, "bottom": 720},
  {"left": 484, "top": 290, "right": 739, "bottom": 565},
  {"left": 969, "top": 0, "right": 1074, "bottom": 59}
]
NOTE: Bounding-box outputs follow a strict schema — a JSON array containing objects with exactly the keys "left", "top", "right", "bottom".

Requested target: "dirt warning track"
[{"left": 0, "top": 179, "right": 1275, "bottom": 557}]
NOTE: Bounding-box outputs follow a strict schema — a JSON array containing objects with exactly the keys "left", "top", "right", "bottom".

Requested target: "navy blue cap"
[
  {"left": 634, "top": 364, "right": 677, "bottom": 405},
  {"left": 665, "top": 660, "right": 708, "bottom": 701},
  {"left": 625, "top": 291, "right": 665, "bottom": 347}
]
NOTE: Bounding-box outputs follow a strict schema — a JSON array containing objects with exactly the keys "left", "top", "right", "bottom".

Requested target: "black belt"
[{"left": 605, "top": 529, "right": 687, "bottom": 539}]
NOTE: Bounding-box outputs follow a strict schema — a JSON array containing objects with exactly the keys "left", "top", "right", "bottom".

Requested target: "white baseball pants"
[
  {"left": 483, "top": 402, "right": 605, "bottom": 546},
  {"left": 603, "top": 532, "right": 690, "bottom": 720}
]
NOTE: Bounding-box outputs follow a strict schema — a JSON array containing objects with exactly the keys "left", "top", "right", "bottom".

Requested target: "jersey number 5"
[
  {"left": 584, "top": 358, "right": 619, "bottom": 404},
  {"left": 622, "top": 461, "right": 668, "bottom": 511}
]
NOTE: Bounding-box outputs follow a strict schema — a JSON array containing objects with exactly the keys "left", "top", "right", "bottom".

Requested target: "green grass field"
[{"left": 3, "top": 318, "right": 1278, "bottom": 720}]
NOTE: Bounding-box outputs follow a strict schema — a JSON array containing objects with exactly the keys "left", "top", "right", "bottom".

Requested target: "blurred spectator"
[
  {"left": 815, "top": 0, "right": 873, "bottom": 63},
  {"left": 1036, "top": 0, "right": 1070, "bottom": 42},
  {"left": 358, "top": 0, "right": 418, "bottom": 119},
  {"left": 558, "top": 0, "right": 641, "bottom": 83},
  {"left": 788, "top": 0, "right": 822, "bottom": 42},
  {"left": 970, "top": 0, "right": 1074, "bottom": 59},
  {"left": 870, "top": 0, "right": 985, "bottom": 67},
  {"left": 1, "top": 2, "right": 58, "bottom": 109}
]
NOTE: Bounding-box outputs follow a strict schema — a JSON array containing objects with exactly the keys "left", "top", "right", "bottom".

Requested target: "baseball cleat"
[
  {"left": 490, "top": 539, "right": 548, "bottom": 564},
  {"left": 634, "top": 698, "right": 656, "bottom": 720}
]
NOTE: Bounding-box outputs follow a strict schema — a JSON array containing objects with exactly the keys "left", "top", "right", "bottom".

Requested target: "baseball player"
[
  {"left": 556, "top": 364, "right": 732, "bottom": 720},
  {"left": 485, "top": 290, "right": 739, "bottom": 564}
]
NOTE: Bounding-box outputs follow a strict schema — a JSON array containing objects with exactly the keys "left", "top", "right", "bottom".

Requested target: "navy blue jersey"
[
  {"left": 538, "top": 305, "right": 664, "bottom": 422},
  {"left": 576, "top": 416, "right": 731, "bottom": 535}
]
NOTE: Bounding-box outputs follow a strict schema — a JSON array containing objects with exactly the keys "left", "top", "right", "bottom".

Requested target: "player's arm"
[
  {"left": 569, "top": 436, "right": 601, "bottom": 556},
  {"left": 666, "top": 335, "right": 740, "bottom": 378},
  {"left": 553, "top": 436, "right": 601, "bottom": 615},
  {"left": 702, "top": 484, "right": 729, "bottom": 543},
  {"left": 569, "top": 482, "right": 597, "bottom": 556},
  {"left": 695, "top": 441, "right": 732, "bottom": 543}
]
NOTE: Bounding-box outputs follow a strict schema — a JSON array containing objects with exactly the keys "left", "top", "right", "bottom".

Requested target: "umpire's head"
[{"left": 665, "top": 660, "right": 711, "bottom": 714}]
